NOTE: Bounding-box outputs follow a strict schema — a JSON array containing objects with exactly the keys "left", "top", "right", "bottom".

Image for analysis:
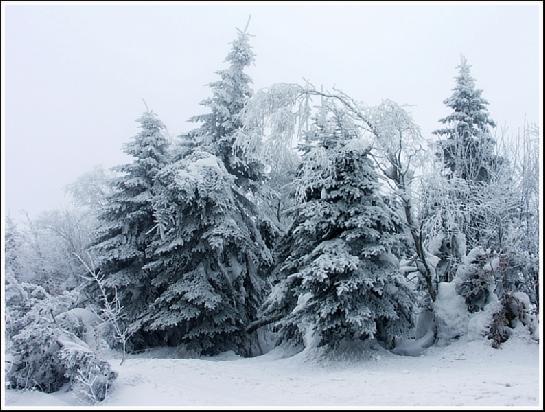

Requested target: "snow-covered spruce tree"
[
  {"left": 426, "top": 57, "right": 501, "bottom": 283},
  {"left": 189, "top": 24, "right": 263, "bottom": 184},
  {"left": 262, "top": 108, "right": 414, "bottom": 351},
  {"left": 91, "top": 110, "right": 169, "bottom": 343},
  {"left": 433, "top": 56, "right": 498, "bottom": 183},
  {"left": 137, "top": 27, "right": 277, "bottom": 356},
  {"left": 138, "top": 148, "right": 275, "bottom": 356}
]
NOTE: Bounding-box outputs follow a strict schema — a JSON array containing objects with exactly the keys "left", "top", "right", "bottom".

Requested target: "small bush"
[
  {"left": 485, "top": 291, "right": 537, "bottom": 348},
  {"left": 7, "top": 323, "right": 117, "bottom": 403},
  {"left": 60, "top": 347, "right": 117, "bottom": 403},
  {"left": 6, "top": 285, "right": 118, "bottom": 404},
  {"left": 6, "top": 321, "right": 66, "bottom": 393},
  {"left": 455, "top": 248, "right": 494, "bottom": 313}
]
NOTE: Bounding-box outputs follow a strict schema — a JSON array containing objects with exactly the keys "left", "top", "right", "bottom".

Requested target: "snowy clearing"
[{"left": 5, "top": 336, "right": 540, "bottom": 407}]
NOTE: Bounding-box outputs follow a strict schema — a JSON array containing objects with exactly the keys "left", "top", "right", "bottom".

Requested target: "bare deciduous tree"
[{"left": 74, "top": 253, "right": 133, "bottom": 365}]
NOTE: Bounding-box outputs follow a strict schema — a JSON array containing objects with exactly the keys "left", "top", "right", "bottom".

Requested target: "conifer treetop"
[{"left": 434, "top": 55, "right": 496, "bottom": 138}]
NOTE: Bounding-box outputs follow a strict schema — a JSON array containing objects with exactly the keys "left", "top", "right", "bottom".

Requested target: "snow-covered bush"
[
  {"left": 59, "top": 345, "right": 117, "bottom": 403},
  {"left": 467, "top": 295, "right": 502, "bottom": 341},
  {"left": 478, "top": 291, "right": 537, "bottom": 348},
  {"left": 506, "top": 292, "right": 537, "bottom": 335},
  {"left": 7, "top": 321, "right": 67, "bottom": 393},
  {"left": 5, "top": 274, "right": 32, "bottom": 341},
  {"left": 5, "top": 277, "right": 77, "bottom": 343},
  {"left": 7, "top": 319, "right": 117, "bottom": 402},
  {"left": 454, "top": 247, "right": 495, "bottom": 312},
  {"left": 5, "top": 275, "right": 117, "bottom": 402},
  {"left": 5, "top": 279, "right": 75, "bottom": 391},
  {"left": 485, "top": 303, "right": 512, "bottom": 348},
  {"left": 55, "top": 308, "right": 104, "bottom": 350}
]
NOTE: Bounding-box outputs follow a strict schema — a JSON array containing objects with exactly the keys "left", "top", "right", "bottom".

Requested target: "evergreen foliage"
[
  {"left": 91, "top": 110, "right": 169, "bottom": 335},
  {"left": 433, "top": 56, "right": 498, "bottom": 183},
  {"left": 263, "top": 109, "right": 414, "bottom": 350},
  {"left": 137, "top": 27, "right": 278, "bottom": 356},
  {"left": 190, "top": 27, "right": 263, "bottom": 182}
]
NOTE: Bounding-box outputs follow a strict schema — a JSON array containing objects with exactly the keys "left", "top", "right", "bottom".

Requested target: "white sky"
[{"left": 3, "top": 2, "right": 542, "bottom": 217}]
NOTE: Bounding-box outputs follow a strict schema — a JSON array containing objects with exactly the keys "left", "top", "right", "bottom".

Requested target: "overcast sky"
[{"left": 4, "top": 2, "right": 542, "bottom": 218}]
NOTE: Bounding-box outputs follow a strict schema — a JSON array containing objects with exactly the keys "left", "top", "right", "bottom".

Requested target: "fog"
[{"left": 4, "top": 2, "right": 541, "bottom": 217}]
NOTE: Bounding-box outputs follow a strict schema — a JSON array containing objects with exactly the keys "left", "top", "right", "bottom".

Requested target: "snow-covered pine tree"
[
  {"left": 91, "top": 110, "right": 169, "bottom": 342},
  {"left": 137, "top": 26, "right": 277, "bottom": 356},
  {"left": 433, "top": 56, "right": 498, "bottom": 183},
  {"left": 426, "top": 57, "right": 501, "bottom": 282},
  {"left": 262, "top": 108, "right": 414, "bottom": 351},
  {"left": 138, "top": 148, "right": 275, "bottom": 356},
  {"left": 189, "top": 24, "right": 263, "bottom": 183},
  {"left": 169, "top": 133, "right": 196, "bottom": 163}
]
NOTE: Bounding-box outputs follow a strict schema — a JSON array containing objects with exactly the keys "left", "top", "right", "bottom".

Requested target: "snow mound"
[
  {"left": 434, "top": 282, "right": 469, "bottom": 344},
  {"left": 392, "top": 328, "right": 435, "bottom": 357},
  {"left": 56, "top": 308, "right": 102, "bottom": 349},
  {"left": 393, "top": 309, "right": 436, "bottom": 357}
]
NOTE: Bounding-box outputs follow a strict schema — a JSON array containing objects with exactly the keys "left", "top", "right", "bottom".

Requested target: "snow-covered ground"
[{"left": 5, "top": 335, "right": 540, "bottom": 407}]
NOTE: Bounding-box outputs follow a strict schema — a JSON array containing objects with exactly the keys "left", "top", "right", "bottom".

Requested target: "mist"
[{"left": 4, "top": 2, "right": 541, "bottom": 217}]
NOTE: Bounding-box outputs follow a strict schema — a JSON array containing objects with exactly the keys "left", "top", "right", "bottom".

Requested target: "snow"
[
  {"left": 392, "top": 309, "right": 437, "bottom": 357},
  {"left": 5, "top": 337, "right": 539, "bottom": 407},
  {"left": 5, "top": 389, "right": 75, "bottom": 407},
  {"left": 463, "top": 246, "right": 485, "bottom": 265},
  {"left": 513, "top": 291, "right": 531, "bottom": 308},
  {"left": 343, "top": 137, "right": 372, "bottom": 154},
  {"left": 427, "top": 233, "right": 444, "bottom": 256},
  {"left": 293, "top": 292, "right": 313, "bottom": 313},
  {"left": 57, "top": 334, "right": 92, "bottom": 353},
  {"left": 392, "top": 327, "right": 435, "bottom": 357},
  {"left": 414, "top": 309, "right": 435, "bottom": 340},
  {"left": 434, "top": 281, "right": 469, "bottom": 343}
]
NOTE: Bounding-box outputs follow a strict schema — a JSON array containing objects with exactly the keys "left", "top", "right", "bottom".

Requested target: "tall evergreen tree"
[
  {"left": 91, "top": 110, "right": 169, "bottom": 337},
  {"left": 189, "top": 26, "right": 263, "bottom": 182},
  {"left": 262, "top": 109, "right": 414, "bottom": 350},
  {"left": 138, "top": 149, "right": 274, "bottom": 355},
  {"left": 426, "top": 57, "right": 501, "bottom": 282},
  {"left": 433, "top": 56, "right": 497, "bottom": 183},
  {"left": 138, "top": 27, "right": 278, "bottom": 356}
]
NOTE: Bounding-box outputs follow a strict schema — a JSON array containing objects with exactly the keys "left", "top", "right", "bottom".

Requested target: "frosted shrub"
[
  {"left": 6, "top": 280, "right": 80, "bottom": 392},
  {"left": 7, "top": 322, "right": 117, "bottom": 402},
  {"left": 486, "top": 304, "right": 511, "bottom": 348},
  {"left": 455, "top": 247, "right": 494, "bottom": 312},
  {"left": 56, "top": 310, "right": 86, "bottom": 340},
  {"left": 485, "top": 291, "right": 537, "bottom": 348},
  {"left": 7, "top": 321, "right": 67, "bottom": 393},
  {"left": 6, "top": 277, "right": 117, "bottom": 402},
  {"left": 60, "top": 348, "right": 117, "bottom": 403}
]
